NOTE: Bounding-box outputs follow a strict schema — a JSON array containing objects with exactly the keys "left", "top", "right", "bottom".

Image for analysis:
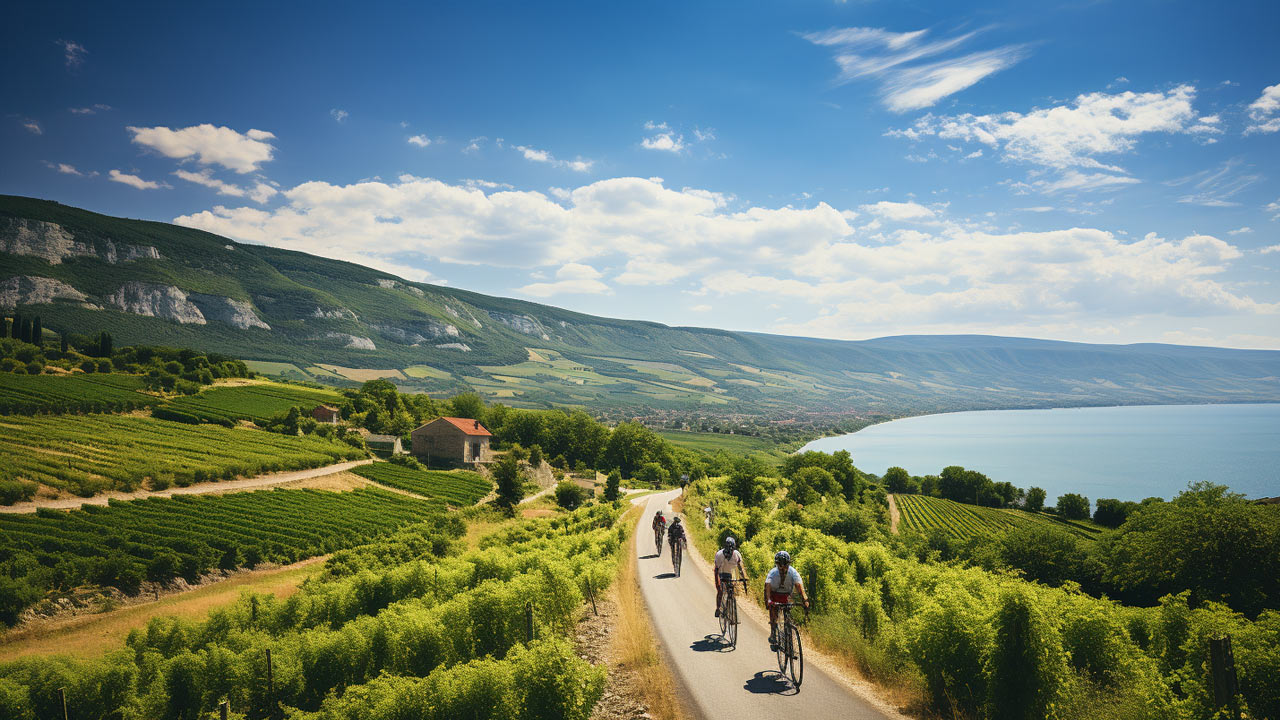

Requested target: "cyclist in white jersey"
[
  {"left": 765, "top": 550, "right": 808, "bottom": 649},
  {"left": 713, "top": 536, "right": 748, "bottom": 617}
]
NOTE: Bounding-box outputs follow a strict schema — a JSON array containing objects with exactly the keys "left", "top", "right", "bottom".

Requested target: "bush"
[
  {"left": 388, "top": 454, "right": 425, "bottom": 471},
  {"left": 151, "top": 407, "right": 202, "bottom": 425},
  {"left": 554, "top": 481, "right": 585, "bottom": 510},
  {"left": 1057, "top": 493, "right": 1090, "bottom": 520},
  {"left": 604, "top": 469, "right": 621, "bottom": 502},
  {"left": 986, "top": 588, "right": 1068, "bottom": 720},
  {"left": 0, "top": 479, "right": 37, "bottom": 505}
]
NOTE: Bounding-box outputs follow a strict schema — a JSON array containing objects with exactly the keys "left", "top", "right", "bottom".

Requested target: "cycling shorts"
[{"left": 768, "top": 591, "right": 791, "bottom": 606}]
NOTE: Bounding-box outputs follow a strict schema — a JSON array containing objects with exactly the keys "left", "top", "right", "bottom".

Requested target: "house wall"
[{"left": 411, "top": 423, "right": 490, "bottom": 464}]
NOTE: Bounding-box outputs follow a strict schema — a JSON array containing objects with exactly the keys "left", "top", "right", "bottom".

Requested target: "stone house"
[
  {"left": 364, "top": 433, "right": 403, "bottom": 457},
  {"left": 411, "top": 417, "right": 492, "bottom": 464},
  {"left": 312, "top": 405, "right": 341, "bottom": 424}
]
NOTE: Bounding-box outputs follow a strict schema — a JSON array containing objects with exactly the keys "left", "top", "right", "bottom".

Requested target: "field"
[
  {"left": 158, "top": 381, "right": 344, "bottom": 424},
  {"left": 0, "top": 414, "right": 365, "bottom": 498},
  {"left": 352, "top": 462, "right": 492, "bottom": 506},
  {"left": 0, "top": 486, "right": 454, "bottom": 627},
  {"left": 0, "top": 373, "right": 158, "bottom": 415},
  {"left": 655, "top": 428, "right": 793, "bottom": 466},
  {"left": 894, "top": 493, "right": 1105, "bottom": 541}
]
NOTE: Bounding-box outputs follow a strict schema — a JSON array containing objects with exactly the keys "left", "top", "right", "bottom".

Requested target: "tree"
[
  {"left": 604, "top": 469, "right": 621, "bottom": 501},
  {"left": 554, "top": 481, "right": 585, "bottom": 510},
  {"left": 1055, "top": 493, "right": 1090, "bottom": 520},
  {"left": 724, "top": 456, "right": 772, "bottom": 506},
  {"left": 1092, "top": 498, "right": 1138, "bottom": 528},
  {"left": 1025, "top": 487, "right": 1046, "bottom": 512},
  {"left": 1000, "top": 525, "right": 1098, "bottom": 588},
  {"left": 883, "top": 466, "right": 912, "bottom": 494},
  {"left": 636, "top": 462, "right": 669, "bottom": 488},
  {"left": 603, "top": 422, "right": 663, "bottom": 479},
  {"left": 788, "top": 466, "right": 839, "bottom": 505},
  {"left": 448, "top": 391, "right": 485, "bottom": 420},
  {"left": 30, "top": 317, "right": 41, "bottom": 346},
  {"left": 491, "top": 455, "right": 525, "bottom": 509},
  {"left": 528, "top": 444, "right": 544, "bottom": 467}
]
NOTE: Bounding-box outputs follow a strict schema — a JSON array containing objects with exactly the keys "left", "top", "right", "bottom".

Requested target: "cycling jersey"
[
  {"left": 714, "top": 549, "right": 742, "bottom": 578},
  {"left": 765, "top": 566, "right": 802, "bottom": 595},
  {"left": 667, "top": 524, "right": 686, "bottom": 543},
  {"left": 652, "top": 516, "right": 666, "bottom": 531}
]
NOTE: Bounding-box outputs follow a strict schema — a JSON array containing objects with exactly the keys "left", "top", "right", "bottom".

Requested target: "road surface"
[{"left": 632, "top": 490, "right": 899, "bottom": 720}]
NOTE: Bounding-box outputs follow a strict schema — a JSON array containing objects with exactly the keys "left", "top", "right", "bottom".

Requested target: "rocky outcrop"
[
  {"left": 375, "top": 278, "right": 425, "bottom": 297},
  {"left": 323, "top": 332, "right": 376, "bottom": 350},
  {"left": 0, "top": 276, "right": 98, "bottom": 310},
  {"left": 106, "top": 282, "right": 206, "bottom": 324},
  {"left": 1, "top": 218, "right": 160, "bottom": 265},
  {"left": 445, "top": 304, "right": 483, "bottom": 329},
  {"left": 189, "top": 293, "right": 270, "bottom": 330},
  {"left": 372, "top": 319, "right": 460, "bottom": 345},
  {"left": 312, "top": 306, "right": 358, "bottom": 321},
  {"left": 490, "top": 311, "right": 551, "bottom": 340},
  {"left": 435, "top": 342, "right": 472, "bottom": 351}
]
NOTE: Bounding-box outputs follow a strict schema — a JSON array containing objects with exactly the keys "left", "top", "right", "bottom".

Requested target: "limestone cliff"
[
  {"left": 1, "top": 217, "right": 160, "bottom": 265},
  {"left": 0, "top": 276, "right": 98, "bottom": 310}
]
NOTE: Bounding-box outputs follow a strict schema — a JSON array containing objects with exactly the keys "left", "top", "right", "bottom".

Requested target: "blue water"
[{"left": 801, "top": 404, "right": 1280, "bottom": 503}]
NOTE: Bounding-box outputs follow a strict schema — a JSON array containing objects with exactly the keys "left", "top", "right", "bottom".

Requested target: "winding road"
[{"left": 632, "top": 490, "right": 899, "bottom": 720}]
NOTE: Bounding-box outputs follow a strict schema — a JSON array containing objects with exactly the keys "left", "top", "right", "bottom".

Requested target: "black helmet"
[
  {"left": 656, "top": 510, "right": 664, "bottom": 517},
  {"left": 774, "top": 550, "right": 791, "bottom": 565},
  {"left": 672, "top": 517, "right": 682, "bottom": 525},
  {"left": 724, "top": 536, "right": 737, "bottom": 551}
]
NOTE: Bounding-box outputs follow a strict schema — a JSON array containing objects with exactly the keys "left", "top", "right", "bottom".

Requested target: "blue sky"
[{"left": 4, "top": 0, "right": 1279, "bottom": 348}]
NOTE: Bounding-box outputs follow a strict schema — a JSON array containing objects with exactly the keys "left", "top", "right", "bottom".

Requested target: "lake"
[{"left": 801, "top": 403, "right": 1280, "bottom": 504}]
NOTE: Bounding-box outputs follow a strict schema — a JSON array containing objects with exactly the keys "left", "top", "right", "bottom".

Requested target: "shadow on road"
[
  {"left": 691, "top": 634, "right": 735, "bottom": 653},
  {"left": 642, "top": 554, "right": 661, "bottom": 560},
  {"left": 744, "top": 670, "right": 796, "bottom": 696},
  {"left": 653, "top": 572, "right": 677, "bottom": 580}
]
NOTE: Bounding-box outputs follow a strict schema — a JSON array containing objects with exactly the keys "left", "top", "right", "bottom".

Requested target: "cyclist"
[
  {"left": 764, "top": 550, "right": 808, "bottom": 650},
  {"left": 651, "top": 510, "right": 667, "bottom": 553},
  {"left": 667, "top": 517, "right": 687, "bottom": 569},
  {"left": 714, "top": 536, "right": 748, "bottom": 617}
]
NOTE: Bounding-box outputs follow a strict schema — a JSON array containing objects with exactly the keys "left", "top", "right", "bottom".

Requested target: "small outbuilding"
[
  {"left": 312, "top": 405, "right": 341, "bottom": 424},
  {"left": 411, "top": 416, "right": 492, "bottom": 465},
  {"left": 364, "top": 433, "right": 403, "bottom": 457}
]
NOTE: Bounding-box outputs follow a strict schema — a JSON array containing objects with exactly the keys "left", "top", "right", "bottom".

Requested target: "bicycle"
[
  {"left": 771, "top": 601, "right": 805, "bottom": 687},
  {"left": 654, "top": 525, "right": 665, "bottom": 556},
  {"left": 718, "top": 577, "right": 748, "bottom": 647},
  {"left": 671, "top": 536, "right": 684, "bottom": 576}
]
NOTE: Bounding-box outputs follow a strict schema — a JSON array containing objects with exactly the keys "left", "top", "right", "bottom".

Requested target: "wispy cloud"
[
  {"left": 1167, "top": 159, "right": 1261, "bottom": 207},
  {"left": 108, "top": 169, "right": 169, "bottom": 190},
  {"left": 513, "top": 144, "right": 594, "bottom": 172},
  {"left": 641, "top": 120, "right": 718, "bottom": 154},
  {"left": 69, "top": 104, "right": 111, "bottom": 115},
  {"left": 407, "top": 135, "right": 431, "bottom": 147},
  {"left": 1227, "top": 227, "right": 1253, "bottom": 235},
  {"left": 23, "top": 119, "right": 42, "bottom": 135},
  {"left": 330, "top": 108, "right": 349, "bottom": 123},
  {"left": 57, "top": 39, "right": 86, "bottom": 69},
  {"left": 803, "top": 26, "right": 1027, "bottom": 112},
  {"left": 517, "top": 263, "right": 610, "bottom": 297},
  {"left": 1245, "top": 83, "right": 1280, "bottom": 134},
  {"left": 44, "top": 161, "right": 94, "bottom": 177}
]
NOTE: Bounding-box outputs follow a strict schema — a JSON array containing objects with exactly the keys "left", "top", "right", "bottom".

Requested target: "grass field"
[
  {"left": 158, "top": 381, "right": 343, "bottom": 424},
  {"left": 0, "top": 373, "right": 158, "bottom": 415},
  {"left": 894, "top": 493, "right": 1105, "bottom": 541},
  {"left": 654, "top": 429, "right": 794, "bottom": 466},
  {"left": 352, "top": 462, "right": 492, "bottom": 506},
  {"left": 0, "top": 414, "right": 364, "bottom": 497}
]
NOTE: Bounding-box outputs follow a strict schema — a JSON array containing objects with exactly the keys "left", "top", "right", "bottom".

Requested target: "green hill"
[{"left": 4, "top": 194, "right": 1279, "bottom": 417}]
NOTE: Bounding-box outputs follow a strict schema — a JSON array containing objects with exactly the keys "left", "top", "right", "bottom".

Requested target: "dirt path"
[
  {"left": 0, "top": 459, "right": 375, "bottom": 514},
  {"left": 0, "top": 556, "right": 327, "bottom": 661},
  {"left": 886, "top": 493, "right": 900, "bottom": 535}
]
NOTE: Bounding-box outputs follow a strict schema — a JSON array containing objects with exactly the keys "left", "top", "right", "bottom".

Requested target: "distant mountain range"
[{"left": 4, "top": 194, "right": 1279, "bottom": 418}]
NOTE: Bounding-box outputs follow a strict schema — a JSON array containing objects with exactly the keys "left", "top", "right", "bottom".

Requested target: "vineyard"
[
  {"left": 157, "top": 382, "right": 344, "bottom": 425},
  {"left": 0, "top": 414, "right": 365, "bottom": 499},
  {"left": 894, "top": 493, "right": 1103, "bottom": 541},
  {"left": 0, "top": 487, "right": 458, "bottom": 626},
  {"left": 0, "top": 502, "right": 622, "bottom": 720},
  {"left": 0, "top": 373, "right": 158, "bottom": 415},
  {"left": 352, "top": 462, "right": 492, "bottom": 506}
]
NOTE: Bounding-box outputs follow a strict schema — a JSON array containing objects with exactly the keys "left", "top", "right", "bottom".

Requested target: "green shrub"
[
  {"left": 554, "top": 481, "right": 585, "bottom": 510},
  {"left": 986, "top": 588, "right": 1069, "bottom": 720}
]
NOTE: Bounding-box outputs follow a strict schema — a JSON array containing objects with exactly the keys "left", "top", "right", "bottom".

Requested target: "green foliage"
[
  {"left": 883, "top": 466, "right": 913, "bottom": 494},
  {"left": 635, "top": 462, "right": 670, "bottom": 487},
  {"left": 604, "top": 469, "right": 621, "bottom": 502},
  {"left": 787, "top": 466, "right": 840, "bottom": 505},
  {"left": 999, "top": 525, "right": 1100, "bottom": 589},
  {"left": 1092, "top": 498, "right": 1138, "bottom": 528},
  {"left": 0, "top": 413, "right": 364, "bottom": 499},
  {"left": 896, "top": 493, "right": 1102, "bottom": 543},
  {"left": 1057, "top": 493, "right": 1091, "bottom": 520},
  {"left": 1026, "top": 486, "right": 1047, "bottom": 512},
  {"left": 159, "top": 382, "right": 342, "bottom": 425},
  {"left": 554, "top": 481, "right": 585, "bottom": 510},
  {"left": 986, "top": 588, "right": 1069, "bottom": 720},
  {"left": 447, "top": 391, "right": 486, "bottom": 420},
  {"left": 353, "top": 463, "right": 492, "bottom": 506},
  {"left": 491, "top": 456, "right": 525, "bottom": 508},
  {"left": 783, "top": 450, "right": 863, "bottom": 500},
  {"left": 724, "top": 456, "right": 772, "bottom": 506}
]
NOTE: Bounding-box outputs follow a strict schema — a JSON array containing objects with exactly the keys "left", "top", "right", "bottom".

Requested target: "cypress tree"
[
  {"left": 9, "top": 314, "right": 20, "bottom": 340},
  {"left": 60, "top": 333, "right": 69, "bottom": 353},
  {"left": 31, "top": 317, "right": 41, "bottom": 346},
  {"left": 21, "top": 319, "right": 33, "bottom": 344}
]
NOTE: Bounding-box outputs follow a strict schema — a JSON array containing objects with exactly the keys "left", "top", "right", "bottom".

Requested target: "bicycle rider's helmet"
[
  {"left": 774, "top": 550, "right": 791, "bottom": 565},
  {"left": 672, "top": 516, "right": 682, "bottom": 525},
  {"left": 656, "top": 510, "right": 664, "bottom": 517},
  {"left": 724, "top": 536, "right": 737, "bottom": 551}
]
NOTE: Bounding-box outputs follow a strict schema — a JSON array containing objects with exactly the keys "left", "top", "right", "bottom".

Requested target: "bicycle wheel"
[
  {"left": 775, "top": 616, "right": 789, "bottom": 675},
  {"left": 719, "top": 593, "right": 729, "bottom": 637},
  {"left": 673, "top": 544, "right": 682, "bottom": 576},
  {"left": 726, "top": 593, "right": 738, "bottom": 647},
  {"left": 786, "top": 623, "right": 804, "bottom": 687}
]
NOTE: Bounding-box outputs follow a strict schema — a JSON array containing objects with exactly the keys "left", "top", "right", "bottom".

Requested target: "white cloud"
[
  {"left": 57, "top": 39, "right": 86, "bottom": 68},
  {"left": 463, "top": 137, "right": 486, "bottom": 153},
  {"left": 1037, "top": 170, "right": 1142, "bottom": 194},
  {"left": 513, "top": 144, "right": 593, "bottom": 172},
  {"left": 248, "top": 182, "right": 278, "bottom": 204},
  {"left": 694, "top": 127, "right": 716, "bottom": 142},
  {"left": 174, "top": 169, "right": 246, "bottom": 197},
  {"left": 1227, "top": 227, "right": 1253, "bottom": 235},
  {"left": 1168, "top": 159, "right": 1261, "bottom": 207},
  {"left": 517, "top": 263, "right": 610, "bottom": 297},
  {"left": 1245, "top": 83, "right": 1280, "bottom": 134},
  {"left": 45, "top": 162, "right": 90, "bottom": 176},
  {"left": 1017, "top": 206, "right": 1055, "bottom": 213},
  {"left": 128, "top": 124, "right": 276, "bottom": 174},
  {"left": 1260, "top": 245, "right": 1280, "bottom": 255},
  {"left": 641, "top": 131, "right": 686, "bottom": 153},
  {"left": 23, "top": 120, "right": 42, "bottom": 135},
  {"left": 407, "top": 135, "right": 431, "bottom": 148},
  {"left": 330, "top": 108, "right": 349, "bottom": 123},
  {"left": 859, "top": 200, "right": 935, "bottom": 220},
  {"left": 803, "top": 26, "right": 1027, "bottom": 111},
  {"left": 615, "top": 258, "right": 704, "bottom": 286},
  {"left": 69, "top": 104, "right": 111, "bottom": 115},
  {"left": 109, "top": 170, "right": 168, "bottom": 190},
  {"left": 1267, "top": 199, "right": 1280, "bottom": 220}
]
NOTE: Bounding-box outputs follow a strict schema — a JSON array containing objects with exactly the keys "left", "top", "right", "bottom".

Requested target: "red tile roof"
[{"left": 437, "top": 417, "right": 492, "bottom": 437}]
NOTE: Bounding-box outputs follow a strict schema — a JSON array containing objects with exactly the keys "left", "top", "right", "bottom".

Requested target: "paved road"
[
  {"left": 633, "top": 490, "right": 896, "bottom": 720},
  {"left": 0, "top": 459, "right": 375, "bottom": 514}
]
